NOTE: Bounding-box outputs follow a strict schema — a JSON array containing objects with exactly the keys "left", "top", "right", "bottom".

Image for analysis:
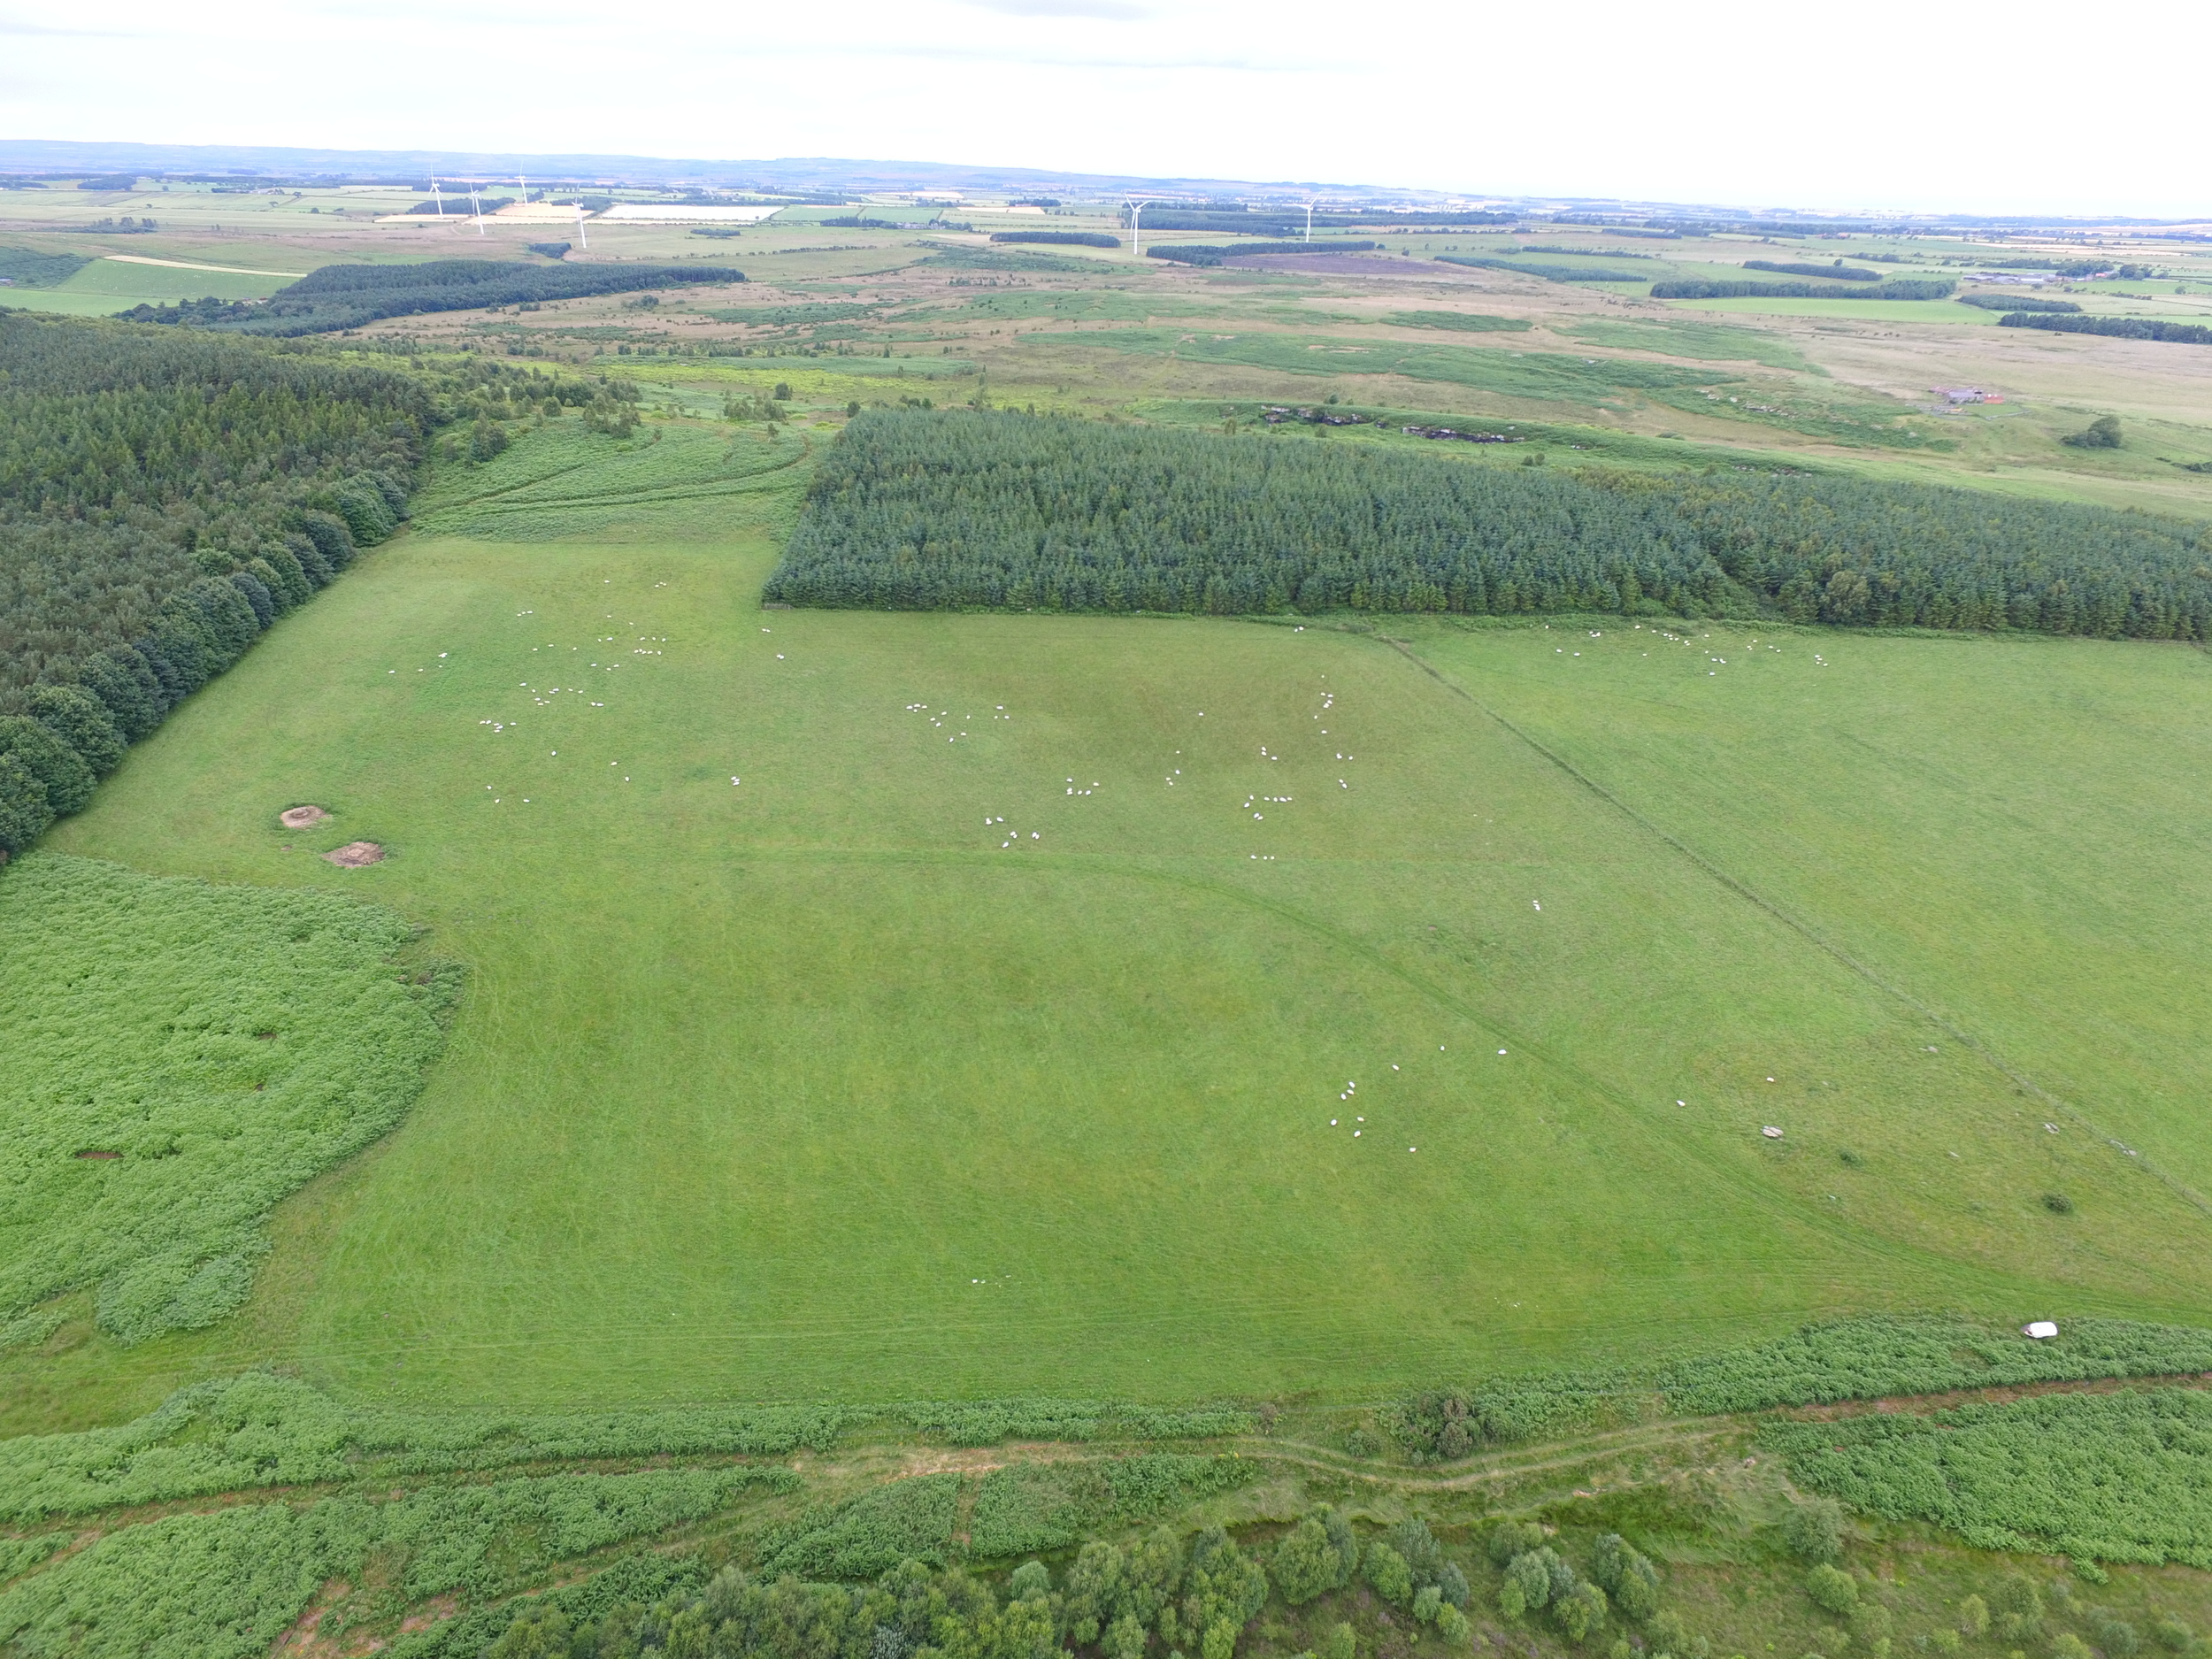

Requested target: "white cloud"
[{"left": 5, "top": 0, "right": 2209, "bottom": 215}]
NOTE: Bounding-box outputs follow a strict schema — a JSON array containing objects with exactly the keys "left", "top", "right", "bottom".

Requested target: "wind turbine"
[
  {"left": 1305, "top": 201, "right": 1315, "bottom": 243},
  {"left": 469, "top": 184, "right": 486, "bottom": 236},
  {"left": 1126, "top": 198, "right": 1156, "bottom": 259},
  {"left": 574, "top": 197, "right": 589, "bottom": 252},
  {"left": 431, "top": 177, "right": 446, "bottom": 219}
]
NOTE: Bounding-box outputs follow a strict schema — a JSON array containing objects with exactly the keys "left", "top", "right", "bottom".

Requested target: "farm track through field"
[{"left": 1370, "top": 629, "right": 2212, "bottom": 1228}]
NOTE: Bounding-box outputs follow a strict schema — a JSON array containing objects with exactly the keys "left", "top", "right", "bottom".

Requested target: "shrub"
[
  {"left": 2053, "top": 1638, "right": 2093, "bottom": 1659},
  {"left": 1806, "top": 1567, "right": 1859, "bottom": 1615},
  {"left": 1010, "top": 1561, "right": 1050, "bottom": 1601},
  {"left": 1322, "top": 1507, "right": 1360, "bottom": 1586},
  {"left": 1786, "top": 1500, "right": 1847, "bottom": 1563},
  {"left": 2091, "top": 1618, "right": 2140, "bottom": 1656},
  {"left": 1499, "top": 1579, "right": 1527, "bottom": 1621},
  {"left": 1959, "top": 1596, "right": 1990, "bottom": 1638},
  {"left": 2062, "top": 418, "right": 2122, "bottom": 450},
  {"left": 1324, "top": 1623, "right": 1356, "bottom": 1659},
  {"left": 1387, "top": 1517, "right": 1447, "bottom": 1587},
  {"left": 1272, "top": 1519, "right": 1338, "bottom": 1606},
  {"left": 1932, "top": 1634, "right": 1963, "bottom": 1657},
  {"left": 1990, "top": 1576, "right": 2042, "bottom": 1642},
  {"left": 1508, "top": 1549, "right": 1558, "bottom": 1610},
  {"left": 1363, "top": 1541, "right": 1414, "bottom": 1606},
  {"left": 1436, "top": 1604, "right": 1472, "bottom": 1646},
  {"left": 1439, "top": 1563, "right": 1471, "bottom": 1609},
  {"left": 1491, "top": 1521, "right": 1546, "bottom": 1566},
  {"left": 2154, "top": 1618, "right": 2193, "bottom": 1652},
  {"left": 1416, "top": 1586, "right": 1443, "bottom": 1625},
  {"left": 1557, "top": 1582, "right": 1610, "bottom": 1644}
]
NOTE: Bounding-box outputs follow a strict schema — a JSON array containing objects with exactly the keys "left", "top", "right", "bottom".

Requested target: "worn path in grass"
[{"left": 24, "top": 419, "right": 2212, "bottom": 1422}]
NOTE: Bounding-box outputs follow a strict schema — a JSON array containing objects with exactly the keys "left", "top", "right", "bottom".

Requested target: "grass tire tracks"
[{"left": 1371, "top": 629, "right": 2212, "bottom": 1226}]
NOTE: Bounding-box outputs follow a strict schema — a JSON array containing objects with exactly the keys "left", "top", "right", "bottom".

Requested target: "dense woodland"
[
  {"left": 767, "top": 411, "right": 2212, "bottom": 638},
  {"left": 0, "top": 313, "right": 626, "bottom": 855},
  {"left": 131, "top": 259, "right": 740, "bottom": 336}
]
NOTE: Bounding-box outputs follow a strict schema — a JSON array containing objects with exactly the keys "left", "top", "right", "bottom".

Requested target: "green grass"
[{"left": 15, "top": 418, "right": 2212, "bottom": 1424}]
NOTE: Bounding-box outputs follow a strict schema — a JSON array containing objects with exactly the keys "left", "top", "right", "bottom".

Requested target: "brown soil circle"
[
  {"left": 280, "top": 804, "right": 331, "bottom": 830},
  {"left": 321, "top": 841, "right": 385, "bottom": 868}
]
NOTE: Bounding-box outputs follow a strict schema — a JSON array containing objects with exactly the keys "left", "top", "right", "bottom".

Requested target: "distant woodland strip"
[
  {"left": 1999, "top": 312, "right": 2212, "bottom": 345},
  {"left": 1743, "top": 260, "right": 1882, "bottom": 281},
  {"left": 1651, "top": 278, "right": 1955, "bottom": 300},
  {"left": 1437, "top": 257, "right": 1649, "bottom": 283},
  {"left": 1957, "top": 292, "right": 2079, "bottom": 312},
  {"left": 119, "top": 258, "right": 739, "bottom": 336},
  {"left": 764, "top": 410, "right": 2212, "bottom": 641},
  {"left": 990, "top": 231, "right": 1120, "bottom": 248},
  {"left": 1147, "top": 242, "right": 1377, "bottom": 266}
]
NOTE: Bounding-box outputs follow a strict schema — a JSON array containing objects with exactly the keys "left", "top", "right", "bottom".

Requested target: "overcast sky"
[{"left": 4, "top": 0, "right": 2207, "bottom": 217}]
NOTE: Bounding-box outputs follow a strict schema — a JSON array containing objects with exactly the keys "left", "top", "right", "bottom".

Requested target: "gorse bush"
[
  {"left": 0, "top": 855, "right": 456, "bottom": 1345},
  {"left": 1769, "top": 1387, "right": 2212, "bottom": 1567},
  {"left": 758, "top": 1476, "right": 964, "bottom": 1578},
  {"left": 765, "top": 411, "right": 2212, "bottom": 639}
]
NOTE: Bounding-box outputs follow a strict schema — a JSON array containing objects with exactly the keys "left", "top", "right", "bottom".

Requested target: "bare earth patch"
[
  {"left": 321, "top": 841, "right": 385, "bottom": 868},
  {"left": 280, "top": 804, "right": 331, "bottom": 829}
]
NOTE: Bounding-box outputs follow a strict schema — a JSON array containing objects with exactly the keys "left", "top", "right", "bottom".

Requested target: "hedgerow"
[
  {"left": 1767, "top": 1387, "right": 2212, "bottom": 1565},
  {"left": 764, "top": 411, "right": 2212, "bottom": 639},
  {"left": 1386, "top": 1316, "right": 2212, "bottom": 1459},
  {"left": 0, "top": 1469, "right": 779, "bottom": 1659},
  {"left": 892, "top": 1400, "right": 1255, "bottom": 1446},
  {"left": 0, "top": 855, "right": 456, "bottom": 1346},
  {"left": 969, "top": 1455, "right": 1260, "bottom": 1556},
  {"left": 1957, "top": 293, "right": 2079, "bottom": 312}
]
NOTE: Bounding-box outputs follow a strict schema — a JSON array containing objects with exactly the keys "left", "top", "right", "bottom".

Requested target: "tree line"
[
  {"left": 991, "top": 232, "right": 1122, "bottom": 248},
  {"left": 128, "top": 258, "right": 742, "bottom": 336},
  {"left": 1999, "top": 314, "right": 2212, "bottom": 345},
  {"left": 1649, "top": 279, "right": 1955, "bottom": 300},
  {"left": 764, "top": 411, "right": 2212, "bottom": 641},
  {"left": 1742, "top": 260, "right": 1882, "bottom": 281},
  {"left": 1147, "top": 242, "right": 1375, "bottom": 266}
]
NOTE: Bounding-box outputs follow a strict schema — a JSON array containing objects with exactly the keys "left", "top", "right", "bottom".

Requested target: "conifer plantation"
[{"left": 768, "top": 411, "right": 2212, "bottom": 637}]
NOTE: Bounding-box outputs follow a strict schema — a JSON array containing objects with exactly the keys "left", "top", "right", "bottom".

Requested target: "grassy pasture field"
[{"left": 13, "top": 409, "right": 2212, "bottom": 1433}]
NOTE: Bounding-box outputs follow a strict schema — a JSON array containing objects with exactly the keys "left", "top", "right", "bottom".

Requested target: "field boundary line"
[{"left": 1369, "top": 630, "right": 2212, "bottom": 1223}]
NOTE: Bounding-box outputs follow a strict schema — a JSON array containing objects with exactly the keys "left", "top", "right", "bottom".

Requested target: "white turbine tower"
[
  {"left": 1305, "top": 201, "right": 1315, "bottom": 243},
  {"left": 470, "top": 184, "right": 486, "bottom": 236},
  {"left": 574, "top": 196, "right": 589, "bottom": 252},
  {"left": 431, "top": 177, "right": 446, "bottom": 219},
  {"left": 1126, "top": 198, "right": 1156, "bottom": 260}
]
